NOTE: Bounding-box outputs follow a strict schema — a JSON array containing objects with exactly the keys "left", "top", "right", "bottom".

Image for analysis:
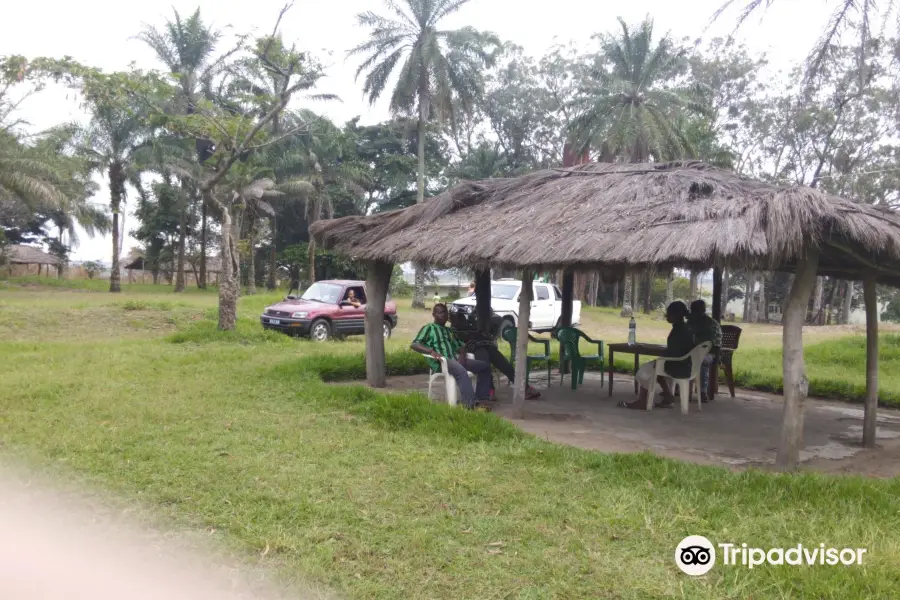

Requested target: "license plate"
[{"left": 269, "top": 319, "right": 281, "bottom": 325}]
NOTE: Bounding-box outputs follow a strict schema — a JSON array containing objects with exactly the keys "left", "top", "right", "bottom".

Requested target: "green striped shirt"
[{"left": 413, "top": 323, "right": 463, "bottom": 371}]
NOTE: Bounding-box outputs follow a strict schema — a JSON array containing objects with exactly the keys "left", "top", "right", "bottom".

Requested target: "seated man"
[
  {"left": 411, "top": 304, "right": 493, "bottom": 411},
  {"left": 620, "top": 301, "right": 695, "bottom": 409},
  {"left": 344, "top": 288, "right": 362, "bottom": 308},
  {"left": 688, "top": 299, "right": 722, "bottom": 403}
]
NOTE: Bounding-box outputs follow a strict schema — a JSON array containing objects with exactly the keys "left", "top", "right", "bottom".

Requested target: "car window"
[
  {"left": 491, "top": 284, "right": 519, "bottom": 300},
  {"left": 535, "top": 285, "right": 550, "bottom": 301},
  {"left": 346, "top": 287, "right": 366, "bottom": 304},
  {"left": 301, "top": 282, "right": 343, "bottom": 304}
]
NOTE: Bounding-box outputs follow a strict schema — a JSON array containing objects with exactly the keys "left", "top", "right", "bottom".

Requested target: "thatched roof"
[
  {"left": 312, "top": 161, "right": 900, "bottom": 284},
  {"left": 5, "top": 244, "right": 60, "bottom": 265}
]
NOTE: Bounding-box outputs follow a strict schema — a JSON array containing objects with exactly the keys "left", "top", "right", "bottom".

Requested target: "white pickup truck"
[{"left": 449, "top": 279, "right": 582, "bottom": 337}]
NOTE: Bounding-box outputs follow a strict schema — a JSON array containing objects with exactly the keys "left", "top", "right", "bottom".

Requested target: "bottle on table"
[{"left": 628, "top": 316, "right": 636, "bottom": 346}]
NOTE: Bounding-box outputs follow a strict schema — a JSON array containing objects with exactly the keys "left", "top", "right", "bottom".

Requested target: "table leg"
[
  {"left": 608, "top": 349, "right": 615, "bottom": 396},
  {"left": 633, "top": 353, "right": 640, "bottom": 395},
  {"left": 710, "top": 359, "right": 719, "bottom": 399}
]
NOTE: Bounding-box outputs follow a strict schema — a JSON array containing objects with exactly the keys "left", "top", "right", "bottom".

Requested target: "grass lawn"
[{"left": 2, "top": 280, "right": 900, "bottom": 598}]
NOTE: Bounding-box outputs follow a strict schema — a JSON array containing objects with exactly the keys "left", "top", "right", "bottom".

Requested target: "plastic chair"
[
  {"left": 556, "top": 328, "right": 605, "bottom": 390},
  {"left": 647, "top": 342, "right": 712, "bottom": 415},
  {"left": 501, "top": 327, "right": 551, "bottom": 387},
  {"left": 719, "top": 325, "right": 742, "bottom": 397},
  {"left": 419, "top": 352, "right": 476, "bottom": 406}
]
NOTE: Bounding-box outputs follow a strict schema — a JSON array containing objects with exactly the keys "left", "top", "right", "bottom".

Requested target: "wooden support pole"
[
  {"left": 710, "top": 267, "right": 723, "bottom": 399},
  {"left": 365, "top": 260, "right": 394, "bottom": 388},
  {"left": 475, "top": 268, "right": 492, "bottom": 335},
  {"left": 712, "top": 268, "right": 723, "bottom": 322},
  {"left": 776, "top": 247, "right": 820, "bottom": 470},
  {"left": 863, "top": 274, "right": 879, "bottom": 447},
  {"left": 512, "top": 269, "right": 533, "bottom": 419},
  {"left": 561, "top": 270, "right": 575, "bottom": 328}
]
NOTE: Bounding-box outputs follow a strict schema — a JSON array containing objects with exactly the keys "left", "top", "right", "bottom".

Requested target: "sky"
[{"left": 2, "top": 0, "right": 830, "bottom": 262}]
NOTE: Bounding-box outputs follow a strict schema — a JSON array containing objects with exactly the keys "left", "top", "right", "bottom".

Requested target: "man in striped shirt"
[{"left": 411, "top": 303, "right": 492, "bottom": 410}]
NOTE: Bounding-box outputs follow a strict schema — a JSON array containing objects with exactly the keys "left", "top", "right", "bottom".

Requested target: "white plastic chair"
[
  {"left": 647, "top": 342, "right": 712, "bottom": 415},
  {"left": 420, "top": 353, "right": 476, "bottom": 406}
]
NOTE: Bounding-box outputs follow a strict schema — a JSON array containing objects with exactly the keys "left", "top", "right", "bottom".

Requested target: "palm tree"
[
  {"left": 75, "top": 100, "right": 150, "bottom": 292},
  {"left": 571, "top": 17, "right": 707, "bottom": 316},
  {"left": 571, "top": 18, "right": 705, "bottom": 164},
  {"left": 0, "top": 131, "right": 71, "bottom": 217},
  {"left": 348, "top": 0, "right": 498, "bottom": 308},
  {"left": 138, "top": 8, "right": 235, "bottom": 290}
]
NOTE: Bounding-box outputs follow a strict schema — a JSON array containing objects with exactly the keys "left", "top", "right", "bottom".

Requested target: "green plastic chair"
[
  {"left": 556, "top": 327, "right": 605, "bottom": 390},
  {"left": 501, "top": 327, "right": 551, "bottom": 387}
]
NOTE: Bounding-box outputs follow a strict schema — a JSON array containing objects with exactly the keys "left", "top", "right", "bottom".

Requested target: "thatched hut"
[
  {"left": 3, "top": 244, "right": 61, "bottom": 277},
  {"left": 312, "top": 160, "right": 900, "bottom": 470}
]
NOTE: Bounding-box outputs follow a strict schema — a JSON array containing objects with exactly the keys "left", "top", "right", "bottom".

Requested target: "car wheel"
[
  {"left": 383, "top": 320, "right": 392, "bottom": 340},
  {"left": 310, "top": 319, "right": 331, "bottom": 342}
]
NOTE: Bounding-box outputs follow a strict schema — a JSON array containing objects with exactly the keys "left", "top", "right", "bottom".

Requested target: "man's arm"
[{"left": 411, "top": 327, "right": 441, "bottom": 359}]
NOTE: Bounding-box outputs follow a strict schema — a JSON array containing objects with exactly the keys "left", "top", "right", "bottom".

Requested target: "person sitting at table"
[
  {"left": 619, "top": 301, "right": 695, "bottom": 410},
  {"left": 687, "top": 299, "right": 722, "bottom": 403}
]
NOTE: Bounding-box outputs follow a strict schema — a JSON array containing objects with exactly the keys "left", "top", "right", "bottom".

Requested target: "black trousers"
[{"left": 473, "top": 345, "right": 516, "bottom": 385}]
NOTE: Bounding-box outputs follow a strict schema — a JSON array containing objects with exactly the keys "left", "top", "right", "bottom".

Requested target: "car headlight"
[
  {"left": 464, "top": 305, "right": 474, "bottom": 314},
  {"left": 291, "top": 312, "right": 308, "bottom": 318}
]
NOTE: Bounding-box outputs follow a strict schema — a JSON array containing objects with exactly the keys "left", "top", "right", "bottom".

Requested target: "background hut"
[
  {"left": 3, "top": 245, "right": 62, "bottom": 277},
  {"left": 124, "top": 255, "right": 223, "bottom": 285},
  {"left": 313, "top": 160, "right": 900, "bottom": 470}
]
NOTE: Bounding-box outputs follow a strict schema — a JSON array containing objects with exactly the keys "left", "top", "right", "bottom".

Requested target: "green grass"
[{"left": 2, "top": 281, "right": 900, "bottom": 598}]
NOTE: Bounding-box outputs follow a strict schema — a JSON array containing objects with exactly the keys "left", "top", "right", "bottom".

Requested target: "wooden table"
[{"left": 607, "top": 342, "right": 668, "bottom": 396}]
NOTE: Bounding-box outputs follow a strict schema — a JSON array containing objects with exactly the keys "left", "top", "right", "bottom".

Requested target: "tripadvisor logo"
[{"left": 675, "top": 536, "right": 867, "bottom": 575}]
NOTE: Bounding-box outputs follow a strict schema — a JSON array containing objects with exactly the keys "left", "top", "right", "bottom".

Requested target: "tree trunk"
[
  {"left": 863, "top": 274, "right": 878, "bottom": 447},
  {"left": 776, "top": 247, "right": 820, "bottom": 470},
  {"left": 198, "top": 200, "right": 207, "bottom": 289},
  {"left": 174, "top": 199, "right": 187, "bottom": 293},
  {"left": 512, "top": 269, "right": 533, "bottom": 419},
  {"left": 756, "top": 273, "right": 767, "bottom": 323},
  {"left": 665, "top": 270, "right": 674, "bottom": 307},
  {"left": 411, "top": 92, "right": 428, "bottom": 310},
  {"left": 267, "top": 213, "right": 277, "bottom": 290},
  {"left": 246, "top": 224, "right": 256, "bottom": 295},
  {"left": 620, "top": 274, "right": 633, "bottom": 317},
  {"left": 841, "top": 281, "right": 854, "bottom": 324},
  {"left": 108, "top": 164, "right": 124, "bottom": 293},
  {"left": 214, "top": 195, "right": 239, "bottom": 331},
  {"left": 689, "top": 270, "right": 699, "bottom": 301},
  {"left": 810, "top": 276, "right": 824, "bottom": 325},
  {"left": 747, "top": 273, "right": 758, "bottom": 322},
  {"left": 641, "top": 272, "right": 652, "bottom": 314},
  {"left": 561, "top": 270, "right": 574, "bottom": 328},
  {"left": 365, "top": 260, "right": 393, "bottom": 387},
  {"left": 612, "top": 279, "right": 619, "bottom": 308},
  {"left": 307, "top": 239, "right": 317, "bottom": 285},
  {"left": 631, "top": 274, "right": 639, "bottom": 312},
  {"left": 743, "top": 272, "right": 753, "bottom": 321},
  {"left": 721, "top": 269, "right": 729, "bottom": 317},
  {"left": 825, "top": 278, "right": 840, "bottom": 325}
]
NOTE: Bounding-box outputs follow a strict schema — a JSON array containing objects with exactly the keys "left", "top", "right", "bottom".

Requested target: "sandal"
[{"left": 525, "top": 387, "right": 541, "bottom": 400}]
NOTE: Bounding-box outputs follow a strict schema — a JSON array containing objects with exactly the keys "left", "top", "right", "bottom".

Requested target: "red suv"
[{"left": 260, "top": 280, "right": 398, "bottom": 342}]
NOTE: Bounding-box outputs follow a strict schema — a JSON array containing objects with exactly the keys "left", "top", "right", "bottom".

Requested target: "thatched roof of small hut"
[
  {"left": 5, "top": 244, "right": 61, "bottom": 265},
  {"left": 312, "top": 161, "right": 900, "bottom": 284}
]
